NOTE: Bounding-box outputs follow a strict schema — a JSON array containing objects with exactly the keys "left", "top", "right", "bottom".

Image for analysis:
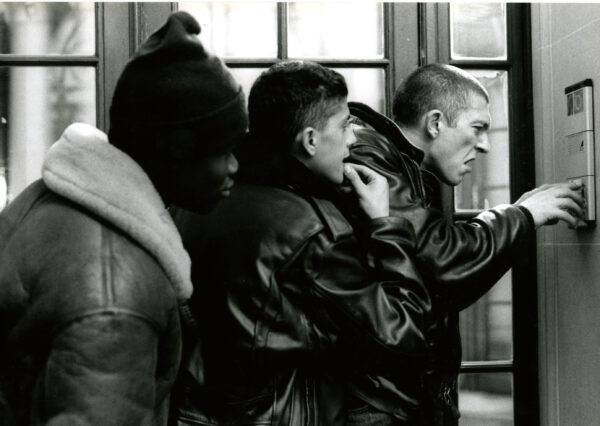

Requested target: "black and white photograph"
[{"left": 0, "top": 2, "right": 595, "bottom": 425}]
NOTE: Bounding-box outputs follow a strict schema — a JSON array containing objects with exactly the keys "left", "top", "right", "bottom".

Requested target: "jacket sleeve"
[
  {"left": 297, "top": 214, "right": 432, "bottom": 365},
  {"left": 42, "top": 313, "right": 162, "bottom": 425},
  {"left": 349, "top": 130, "right": 535, "bottom": 311}
]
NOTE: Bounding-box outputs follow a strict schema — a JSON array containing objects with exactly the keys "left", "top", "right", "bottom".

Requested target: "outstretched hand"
[
  {"left": 516, "top": 181, "right": 586, "bottom": 228},
  {"left": 343, "top": 163, "right": 389, "bottom": 219}
]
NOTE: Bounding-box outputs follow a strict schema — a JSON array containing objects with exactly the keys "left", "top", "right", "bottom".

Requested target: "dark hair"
[
  {"left": 392, "top": 64, "right": 489, "bottom": 127},
  {"left": 247, "top": 60, "right": 348, "bottom": 154}
]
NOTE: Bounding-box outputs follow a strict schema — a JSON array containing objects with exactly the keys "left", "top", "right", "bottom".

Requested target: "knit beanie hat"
[{"left": 109, "top": 11, "right": 247, "bottom": 152}]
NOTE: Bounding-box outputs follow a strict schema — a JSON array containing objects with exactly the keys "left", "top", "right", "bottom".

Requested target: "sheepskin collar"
[{"left": 42, "top": 123, "right": 192, "bottom": 301}]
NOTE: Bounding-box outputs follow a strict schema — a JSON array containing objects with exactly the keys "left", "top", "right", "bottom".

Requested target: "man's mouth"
[
  {"left": 220, "top": 181, "right": 235, "bottom": 196},
  {"left": 462, "top": 159, "right": 476, "bottom": 174}
]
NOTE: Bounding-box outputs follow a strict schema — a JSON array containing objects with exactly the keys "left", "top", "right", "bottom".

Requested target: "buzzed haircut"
[
  {"left": 248, "top": 60, "right": 348, "bottom": 154},
  {"left": 392, "top": 64, "right": 489, "bottom": 127}
]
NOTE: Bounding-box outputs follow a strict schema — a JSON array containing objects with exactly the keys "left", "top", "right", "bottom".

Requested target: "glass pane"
[
  {"left": 288, "top": 2, "right": 383, "bottom": 59},
  {"left": 456, "top": 71, "right": 513, "bottom": 361},
  {"left": 0, "top": 3, "right": 95, "bottom": 55},
  {"left": 229, "top": 68, "right": 264, "bottom": 107},
  {"left": 450, "top": 3, "right": 507, "bottom": 60},
  {"left": 333, "top": 68, "right": 385, "bottom": 114},
  {"left": 459, "top": 372, "right": 513, "bottom": 425},
  {"left": 460, "top": 270, "right": 513, "bottom": 361},
  {"left": 455, "top": 70, "right": 509, "bottom": 210},
  {"left": 179, "top": 2, "right": 277, "bottom": 58},
  {"left": 231, "top": 67, "right": 385, "bottom": 115},
  {"left": 0, "top": 66, "right": 96, "bottom": 208}
]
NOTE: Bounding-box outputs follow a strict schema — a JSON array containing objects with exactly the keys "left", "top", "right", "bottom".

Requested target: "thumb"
[{"left": 344, "top": 164, "right": 364, "bottom": 190}]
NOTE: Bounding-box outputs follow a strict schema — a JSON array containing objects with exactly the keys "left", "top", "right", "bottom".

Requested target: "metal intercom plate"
[{"left": 563, "top": 79, "right": 596, "bottom": 223}]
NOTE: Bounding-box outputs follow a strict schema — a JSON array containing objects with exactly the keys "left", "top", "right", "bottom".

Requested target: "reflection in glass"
[
  {"left": 0, "top": 67, "right": 95, "bottom": 208},
  {"left": 179, "top": 2, "right": 277, "bottom": 58},
  {"left": 0, "top": 2, "right": 95, "bottom": 55},
  {"left": 288, "top": 2, "right": 383, "bottom": 59},
  {"left": 459, "top": 372, "right": 513, "bottom": 425},
  {"left": 450, "top": 3, "right": 507, "bottom": 60},
  {"left": 333, "top": 68, "right": 385, "bottom": 113},
  {"left": 455, "top": 70, "right": 509, "bottom": 211}
]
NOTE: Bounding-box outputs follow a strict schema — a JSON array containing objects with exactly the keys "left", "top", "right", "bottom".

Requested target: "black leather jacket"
[
  {"left": 171, "top": 157, "right": 432, "bottom": 425},
  {"left": 346, "top": 102, "right": 535, "bottom": 424}
]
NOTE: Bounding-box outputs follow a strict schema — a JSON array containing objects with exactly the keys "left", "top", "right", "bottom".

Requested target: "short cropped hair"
[
  {"left": 392, "top": 64, "right": 489, "bottom": 127},
  {"left": 248, "top": 60, "right": 348, "bottom": 154}
]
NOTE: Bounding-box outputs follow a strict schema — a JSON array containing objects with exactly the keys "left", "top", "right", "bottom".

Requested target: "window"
[
  {"left": 0, "top": 4, "right": 536, "bottom": 423},
  {"left": 178, "top": 2, "right": 390, "bottom": 113},
  {"left": 0, "top": 2, "right": 96, "bottom": 208},
  {"left": 0, "top": 3, "right": 133, "bottom": 209},
  {"left": 432, "top": 3, "right": 537, "bottom": 425},
  {"left": 0, "top": 2, "right": 420, "bottom": 206}
]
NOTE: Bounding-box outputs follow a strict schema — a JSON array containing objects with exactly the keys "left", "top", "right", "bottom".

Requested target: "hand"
[
  {"left": 516, "top": 181, "right": 586, "bottom": 228},
  {"left": 343, "top": 163, "right": 389, "bottom": 219}
]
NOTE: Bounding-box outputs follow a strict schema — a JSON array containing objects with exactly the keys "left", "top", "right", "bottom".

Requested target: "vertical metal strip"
[
  {"left": 129, "top": 3, "right": 142, "bottom": 56},
  {"left": 278, "top": 2, "right": 288, "bottom": 60},
  {"left": 383, "top": 3, "right": 393, "bottom": 115},
  {"left": 96, "top": 2, "right": 105, "bottom": 131}
]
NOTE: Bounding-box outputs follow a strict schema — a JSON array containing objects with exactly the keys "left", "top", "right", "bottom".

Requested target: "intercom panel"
[{"left": 562, "top": 79, "right": 596, "bottom": 223}]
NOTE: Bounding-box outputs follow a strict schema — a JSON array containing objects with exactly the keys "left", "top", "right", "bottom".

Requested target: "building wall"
[{"left": 531, "top": 4, "right": 600, "bottom": 425}]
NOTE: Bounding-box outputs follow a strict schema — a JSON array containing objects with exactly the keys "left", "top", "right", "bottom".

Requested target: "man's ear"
[
  {"left": 297, "top": 126, "right": 318, "bottom": 157},
  {"left": 424, "top": 110, "right": 444, "bottom": 139}
]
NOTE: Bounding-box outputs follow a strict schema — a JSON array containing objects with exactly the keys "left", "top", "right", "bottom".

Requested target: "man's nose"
[
  {"left": 228, "top": 153, "right": 239, "bottom": 174},
  {"left": 476, "top": 133, "right": 491, "bottom": 153},
  {"left": 347, "top": 124, "right": 358, "bottom": 147}
]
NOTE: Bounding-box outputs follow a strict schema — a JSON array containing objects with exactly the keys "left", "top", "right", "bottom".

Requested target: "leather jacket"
[
  {"left": 0, "top": 123, "right": 189, "bottom": 426},
  {"left": 346, "top": 102, "right": 535, "bottom": 424},
  {"left": 171, "top": 157, "right": 432, "bottom": 425}
]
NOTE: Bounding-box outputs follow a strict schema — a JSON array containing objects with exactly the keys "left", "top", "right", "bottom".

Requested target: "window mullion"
[
  {"left": 0, "top": 56, "right": 98, "bottom": 66},
  {"left": 277, "top": 2, "right": 287, "bottom": 60},
  {"left": 460, "top": 360, "right": 514, "bottom": 374}
]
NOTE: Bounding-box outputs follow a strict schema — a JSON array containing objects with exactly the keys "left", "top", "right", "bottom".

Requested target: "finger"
[
  {"left": 557, "top": 198, "right": 584, "bottom": 219},
  {"left": 344, "top": 163, "right": 382, "bottom": 183},
  {"left": 568, "top": 181, "right": 584, "bottom": 190},
  {"left": 343, "top": 164, "right": 365, "bottom": 190},
  {"left": 554, "top": 188, "right": 586, "bottom": 208},
  {"left": 551, "top": 210, "right": 580, "bottom": 228}
]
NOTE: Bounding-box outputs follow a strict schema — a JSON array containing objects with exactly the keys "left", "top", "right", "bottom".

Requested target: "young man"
[
  {"left": 171, "top": 60, "right": 432, "bottom": 426},
  {"left": 0, "top": 12, "right": 246, "bottom": 425},
  {"left": 345, "top": 64, "right": 584, "bottom": 424}
]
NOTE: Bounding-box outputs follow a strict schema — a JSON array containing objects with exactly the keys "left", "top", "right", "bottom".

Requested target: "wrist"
[
  {"left": 515, "top": 205, "right": 537, "bottom": 230},
  {"left": 365, "top": 206, "right": 389, "bottom": 219}
]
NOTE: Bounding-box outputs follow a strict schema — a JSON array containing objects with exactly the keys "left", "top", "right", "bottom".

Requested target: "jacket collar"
[
  {"left": 349, "top": 101, "right": 425, "bottom": 164},
  {"left": 41, "top": 123, "right": 192, "bottom": 302},
  {"left": 249, "top": 154, "right": 341, "bottom": 201}
]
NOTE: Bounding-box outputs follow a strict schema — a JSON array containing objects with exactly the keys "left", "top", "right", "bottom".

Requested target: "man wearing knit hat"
[{"left": 0, "top": 11, "right": 246, "bottom": 425}]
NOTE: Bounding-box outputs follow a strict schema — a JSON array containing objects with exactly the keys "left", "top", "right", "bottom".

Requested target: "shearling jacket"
[
  {"left": 171, "top": 157, "right": 432, "bottom": 426},
  {"left": 346, "top": 102, "right": 535, "bottom": 425},
  {"left": 0, "top": 123, "right": 191, "bottom": 425}
]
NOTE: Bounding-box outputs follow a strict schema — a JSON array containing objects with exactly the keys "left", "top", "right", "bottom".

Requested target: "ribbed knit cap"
[{"left": 109, "top": 11, "right": 247, "bottom": 148}]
